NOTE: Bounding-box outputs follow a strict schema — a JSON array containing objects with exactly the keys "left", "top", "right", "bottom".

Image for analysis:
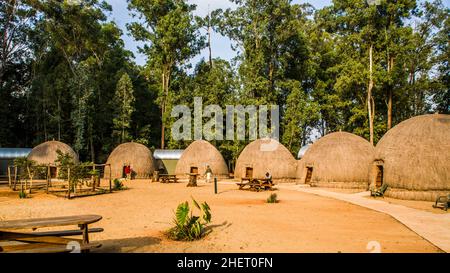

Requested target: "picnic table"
[
  {"left": 0, "top": 215, "right": 103, "bottom": 253},
  {"left": 159, "top": 174, "right": 178, "bottom": 183},
  {"left": 236, "top": 178, "right": 275, "bottom": 192}
]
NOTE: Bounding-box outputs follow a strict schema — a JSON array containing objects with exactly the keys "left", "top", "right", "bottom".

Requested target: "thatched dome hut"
[
  {"left": 371, "top": 114, "right": 450, "bottom": 201},
  {"left": 300, "top": 132, "right": 374, "bottom": 189},
  {"left": 235, "top": 138, "right": 297, "bottom": 182},
  {"left": 28, "top": 140, "right": 79, "bottom": 165},
  {"left": 175, "top": 140, "right": 229, "bottom": 178},
  {"left": 106, "top": 142, "right": 155, "bottom": 179}
]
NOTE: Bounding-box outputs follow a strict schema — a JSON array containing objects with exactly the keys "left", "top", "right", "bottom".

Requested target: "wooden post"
[
  {"left": 109, "top": 164, "right": 112, "bottom": 193},
  {"left": 26, "top": 166, "right": 32, "bottom": 194},
  {"left": 7, "top": 166, "right": 11, "bottom": 188},
  {"left": 67, "top": 167, "right": 71, "bottom": 199},
  {"left": 13, "top": 166, "right": 17, "bottom": 191},
  {"left": 46, "top": 165, "right": 50, "bottom": 194},
  {"left": 92, "top": 164, "right": 96, "bottom": 192}
]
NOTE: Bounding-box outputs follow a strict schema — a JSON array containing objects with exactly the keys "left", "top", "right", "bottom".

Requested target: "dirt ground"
[{"left": 0, "top": 180, "right": 443, "bottom": 253}]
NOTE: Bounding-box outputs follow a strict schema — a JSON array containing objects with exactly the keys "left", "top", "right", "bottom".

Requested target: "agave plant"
[
  {"left": 168, "top": 198, "right": 212, "bottom": 241},
  {"left": 267, "top": 193, "right": 279, "bottom": 203}
]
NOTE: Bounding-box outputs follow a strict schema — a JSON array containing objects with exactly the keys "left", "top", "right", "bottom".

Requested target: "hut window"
[
  {"left": 376, "top": 166, "right": 384, "bottom": 188},
  {"left": 245, "top": 167, "right": 253, "bottom": 178},
  {"left": 305, "top": 167, "right": 313, "bottom": 184},
  {"left": 190, "top": 167, "right": 198, "bottom": 174}
]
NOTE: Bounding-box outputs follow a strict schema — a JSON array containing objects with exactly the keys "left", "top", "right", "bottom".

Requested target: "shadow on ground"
[{"left": 96, "top": 236, "right": 162, "bottom": 253}]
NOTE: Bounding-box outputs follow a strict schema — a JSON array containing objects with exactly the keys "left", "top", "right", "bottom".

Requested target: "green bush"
[
  {"left": 113, "top": 179, "right": 125, "bottom": 190},
  {"left": 167, "top": 198, "right": 212, "bottom": 241},
  {"left": 19, "top": 190, "right": 27, "bottom": 199},
  {"left": 267, "top": 193, "right": 279, "bottom": 203}
]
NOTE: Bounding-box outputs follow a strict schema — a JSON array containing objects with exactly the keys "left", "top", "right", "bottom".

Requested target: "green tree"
[
  {"left": 113, "top": 73, "right": 135, "bottom": 143},
  {"left": 127, "top": 0, "right": 205, "bottom": 149}
]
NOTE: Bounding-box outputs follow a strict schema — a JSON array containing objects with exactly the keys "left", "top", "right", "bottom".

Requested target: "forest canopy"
[{"left": 0, "top": 0, "right": 448, "bottom": 165}]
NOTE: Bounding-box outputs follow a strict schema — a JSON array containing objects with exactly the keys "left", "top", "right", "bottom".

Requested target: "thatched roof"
[
  {"left": 175, "top": 140, "right": 229, "bottom": 178},
  {"left": 300, "top": 132, "right": 374, "bottom": 189},
  {"left": 235, "top": 138, "right": 297, "bottom": 182},
  {"left": 106, "top": 142, "right": 155, "bottom": 179},
  {"left": 28, "top": 141, "right": 78, "bottom": 165},
  {"left": 373, "top": 114, "right": 450, "bottom": 201}
]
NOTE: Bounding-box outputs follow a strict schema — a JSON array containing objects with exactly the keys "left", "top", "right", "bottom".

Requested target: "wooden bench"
[
  {"left": 159, "top": 174, "right": 178, "bottom": 183},
  {"left": 0, "top": 215, "right": 103, "bottom": 253},
  {"left": 237, "top": 178, "right": 275, "bottom": 192}
]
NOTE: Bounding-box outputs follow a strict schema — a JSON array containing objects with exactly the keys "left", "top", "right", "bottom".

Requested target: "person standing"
[
  {"left": 205, "top": 165, "right": 213, "bottom": 183},
  {"left": 124, "top": 164, "right": 131, "bottom": 180}
]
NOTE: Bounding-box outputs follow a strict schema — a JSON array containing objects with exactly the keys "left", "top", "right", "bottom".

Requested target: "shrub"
[
  {"left": 19, "top": 190, "right": 27, "bottom": 199},
  {"left": 267, "top": 193, "right": 279, "bottom": 203},
  {"left": 113, "top": 179, "right": 125, "bottom": 190},
  {"left": 167, "top": 198, "right": 212, "bottom": 241}
]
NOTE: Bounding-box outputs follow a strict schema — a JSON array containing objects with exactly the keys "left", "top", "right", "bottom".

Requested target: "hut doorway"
[
  {"left": 375, "top": 165, "right": 384, "bottom": 188},
  {"left": 190, "top": 167, "right": 198, "bottom": 174},
  {"left": 305, "top": 167, "right": 313, "bottom": 184},
  {"left": 50, "top": 166, "right": 57, "bottom": 179},
  {"left": 245, "top": 167, "right": 253, "bottom": 178}
]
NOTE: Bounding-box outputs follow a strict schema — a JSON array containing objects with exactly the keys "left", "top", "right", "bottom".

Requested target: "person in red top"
[{"left": 124, "top": 164, "right": 131, "bottom": 180}]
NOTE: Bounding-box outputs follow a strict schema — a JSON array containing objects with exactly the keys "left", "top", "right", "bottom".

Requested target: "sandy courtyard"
[{"left": 0, "top": 180, "right": 442, "bottom": 253}]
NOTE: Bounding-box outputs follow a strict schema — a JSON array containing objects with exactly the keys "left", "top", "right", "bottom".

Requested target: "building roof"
[
  {"left": 0, "top": 148, "right": 32, "bottom": 159},
  {"left": 153, "top": 149, "right": 184, "bottom": 160}
]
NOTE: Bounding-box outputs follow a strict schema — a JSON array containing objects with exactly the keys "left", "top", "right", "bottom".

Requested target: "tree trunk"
[
  {"left": 208, "top": 17, "right": 213, "bottom": 69},
  {"left": 367, "top": 45, "right": 375, "bottom": 145},
  {"left": 387, "top": 57, "right": 394, "bottom": 130},
  {"left": 160, "top": 66, "right": 170, "bottom": 149}
]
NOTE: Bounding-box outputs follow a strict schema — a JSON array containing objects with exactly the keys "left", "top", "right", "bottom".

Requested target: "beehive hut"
[
  {"left": 235, "top": 138, "right": 297, "bottom": 182},
  {"left": 299, "top": 132, "right": 374, "bottom": 189},
  {"left": 106, "top": 142, "right": 155, "bottom": 179},
  {"left": 175, "top": 140, "right": 229, "bottom": 178},
  {"left": 371, "top": 114, "right": 450, "bottom": 201},
  {"left": 296, "top": 159, "right": 305, "bottom": 181},
  {"left": 28, "top": 141, "right": 79, "bottom": 178}
]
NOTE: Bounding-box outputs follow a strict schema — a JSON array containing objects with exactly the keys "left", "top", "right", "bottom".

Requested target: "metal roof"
[
  {"left": 297, "top": 144, "right": 312, "bottom": 159},
  {"left": 0, "top": 148, "right": 32, "bottom": 160},
  {"left": 153, "top": 149, "right": 184, "bottom": 160}
]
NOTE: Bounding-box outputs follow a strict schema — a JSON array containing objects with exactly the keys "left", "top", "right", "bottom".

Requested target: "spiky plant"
[
  {"left": 267, "top": 193, "right": 279, "bottom": 203},
  {"left": 167, "top": 198, "right": 212, "bottom": 241}
]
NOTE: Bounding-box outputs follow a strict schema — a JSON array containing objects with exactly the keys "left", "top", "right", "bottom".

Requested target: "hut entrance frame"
[
  {"left": 245, "top": 167, "right": 253, "bottom": 178},
  {"left": 371, "top": 160, "right": 385, "bottom": 189},
  {"left": 190, "top": 166, "right": 198, "bottom": 174},
  {"left": 50, "top": 166, "right": 57, "bottom": 178},
  {"left": 304, "top": 166, "right": 313, "bottom": 184}
]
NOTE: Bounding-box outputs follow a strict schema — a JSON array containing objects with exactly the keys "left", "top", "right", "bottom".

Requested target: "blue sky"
[{"left": 105, "top": 0, "right": 333, "bottom": 67}]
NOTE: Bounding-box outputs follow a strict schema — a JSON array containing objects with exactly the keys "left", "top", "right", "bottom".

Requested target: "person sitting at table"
[
  {"left": 265, "top": 172, "right": 273, "bottom": 184},
  {"left": 204, "top": 165, "right": 213, "bottom": 183}
]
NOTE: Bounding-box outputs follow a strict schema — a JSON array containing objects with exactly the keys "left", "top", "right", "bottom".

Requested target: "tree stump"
[{"left": 187, "top": 174, "right": 197, "bottom": 187}]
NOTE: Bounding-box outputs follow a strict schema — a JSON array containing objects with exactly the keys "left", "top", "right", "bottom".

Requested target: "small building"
[
  {"left": 235, "top": 138, "right": 297, "bottom": 183},
  {"left": 371, "top": 114, "right": 450, "bottom": 201},
  {"left": 175, "top": 140, "right": 229, "bottom": 179},
  {"left": 153, "top": 149, "right": 183, "bottom": 175},
  {"left": 28, "top": 141, "right": 79, "bottom": 178},
  {"left": 106, "top": 142, "right": 155, "bottom": 179},
  {"left": 299, "top": 132, "right": 375, "bottom": 189},
  {"left": 0, "top": 148, "right": 32, "bottom": 180}
]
